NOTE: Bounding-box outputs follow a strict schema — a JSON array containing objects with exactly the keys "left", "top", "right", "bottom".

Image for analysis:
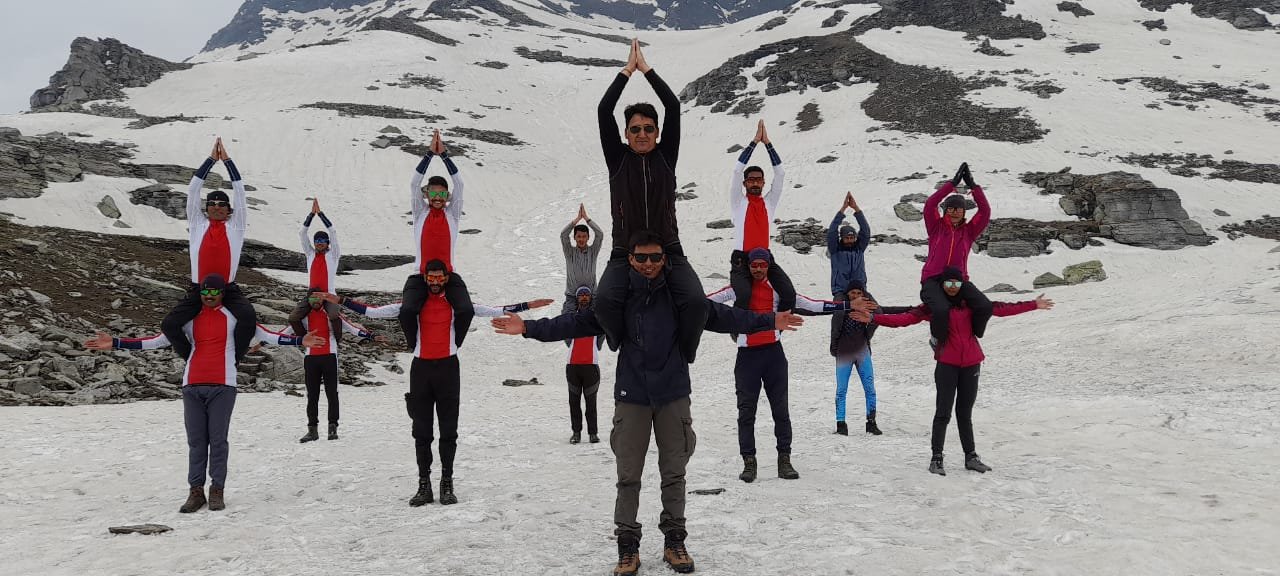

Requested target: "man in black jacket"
[
  {"left": 593, "top": 39, "right": 708, "bottom": 365},
  {"left": 493, "top": 231, "right": 802, "bottom": 576}
]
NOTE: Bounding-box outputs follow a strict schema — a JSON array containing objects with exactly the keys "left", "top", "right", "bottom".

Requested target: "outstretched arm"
[
  {"left": 87, "top": 332, "right": 171, "bottom": 350},
  {"left": 703, "top": 299, "right": 775, "bottom": 335},
  {"left": 339, "top": 296, "right": 402, "bottom": 319},
  {"left": 991, "top": 298, "right": 1046, "bottom": 318},
  {"left": 705, "top": 286, "right": 736, "bottom": 305},
  {"left": 340, "top": 317, "right": 374, "bottom": 340},
  {"left": 865, "top": 305, "right": 930, "bottom": 328},
  {"left": 793, "top": 294, "right": 849, "bottom": 316},
  {"left": 504, "top": 308, "right": 605, "bottom": 341},
  {"left": 472, "top": 299, "right": 552, "bottom": 318}
]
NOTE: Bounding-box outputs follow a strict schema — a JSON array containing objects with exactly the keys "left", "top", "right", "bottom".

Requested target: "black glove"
[
  {"left": 951, "top": 162, "right": 969, "bottom": 187},
  {"left": 961, "top": 164, "right": 977, "bottom": 189}
]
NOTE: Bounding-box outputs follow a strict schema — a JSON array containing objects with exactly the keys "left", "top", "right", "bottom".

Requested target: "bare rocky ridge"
[
  {"left": 29, "top": 38, "right": 193, "bottom": 112},
  {"left": 1138, "top": 0, "right": 1279, "bottom": 30},
  {"left": 362, "top": 15, "right": 460, "bottom": 46},
  {"left": 1219, "top": 215, "right": 1280, "bottom": 240},
  {"left": 513, "top": 46, "right": 625, "bottom": 67},
  {"left": 425, "top": 0, "right": 546, "bottom": 27},
  {"left": 204, "top": 0, "right": 372, "bottom": 51},
  {"left": 1113, "top": 77, "right": 1279, "bottom": 113},
  {"left": 1115, "top": 152, "right": 1280, "bottom": 185},
  {"left": 845, "top": 0, "right": 1047, "bottom": 40}
]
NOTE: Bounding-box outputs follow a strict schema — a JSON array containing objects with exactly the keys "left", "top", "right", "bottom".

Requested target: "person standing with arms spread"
[
  {"left": 727, "top": 120, "right": 796, "bottom": 314},
  {"left": 564, "top": 286, "right": 605, "bottom": 444},
  {"left": 289, "top": 288, "right": 384, "bottom": 443},
  {"left": 560, "top": 203, "right": 605, "bottom": 315},
  {"left": 161, "top": 138, "right": 257, "bottom": 363},
  {"left": 288, "top": 198, "right": 342, "bottom": 341},
  {"left": 920, "top": 163, "right": 993, "bottom": 350},
  {"left": 85, "top": 274, "right": 322, "bottom": 513},
  {"left": 594, "top": 39, "right": 708, "bottom": 363}
]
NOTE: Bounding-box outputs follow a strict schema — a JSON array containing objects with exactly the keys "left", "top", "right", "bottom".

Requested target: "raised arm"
[
  {"left": 764, "top": 143, "right": 785, "bottom": 212},
  {"left": 967, "top": 184, "right": 991, "bottom": 237},
  {"left": 561, "top": 220, "right": 576, "bottom": 258},
  {"left": 410, "top": 154, "right": 433, "bottom": 218},
  {"left": 644, "top": 69, "right": 681, "bottom": 165},
  {"left": 441, "top": 153, "right": 463, "bottom": 220},
  {"left": 225, "top": 157, "right": 248, "bottom": 231},
  {"left": 853, "top": 210, "right": 871, "bottom": 252},
  {"left": 729, "top": 142, "right": 753, "bottom": 216},
  {"left": 923, "top": 181, "right": 955, "bottom": 233},
  {"left": 587, "top": 217, "right": 604, "bottom": 256},
  {"left": 827, "top": 211, "right": 846, "bottom": 253},
  {"left": 299, "top": 212, "right": 316, "bottom": 256},
  {"left": 597, "top": 73, "right": 630, "bottom": 165},
  {"left": 187, "top": 157, "right": 215, "bottom": 223},
  {"left": 317, "top": 211, "right": 338, "bottom": 259}
]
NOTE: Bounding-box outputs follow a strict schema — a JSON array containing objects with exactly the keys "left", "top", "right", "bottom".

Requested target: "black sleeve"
[
  {"left": 598, "top": 73, "right": 630, "bottom": 169},
  {"left": 523, "top": 309, "right": 606, "bottom": 342},
  {"left": 703, "top": 299, "right": 773, "bottom": 335},
  {"left": 645, "top": 69, "right": 681, "bottom": 168}
]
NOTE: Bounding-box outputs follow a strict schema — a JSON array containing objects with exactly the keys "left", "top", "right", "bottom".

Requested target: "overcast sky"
[{"left": 0, "top": 0, "right": 245, "bottom": 114}]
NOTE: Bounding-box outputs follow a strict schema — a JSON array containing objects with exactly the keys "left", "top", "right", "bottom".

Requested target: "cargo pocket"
[
  {"left": 404, "top": 393, "right": 415, "bottom": 419},
  {"left": 680, "top": 416, "right": 696, "bottom": 457},
  {"left": 609, "top": 413, "right": 623, "bottom": 452}
]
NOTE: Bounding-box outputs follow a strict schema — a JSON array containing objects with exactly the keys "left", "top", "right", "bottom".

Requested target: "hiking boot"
[
  {"left": 408, "top": 477, "right": 433, "bottom": 507},
  {"left": 663, "top": 532, "right": 695, "bottom": 574},
  {"left": 613, "top": 534, "right": 641, "bottom": 576},
  {"left": 929, "top": 454, "right": 946, "bottom": 476},
  {"left": 569, "top": 432, "right": 581, "bottom": 444},
  {"left": 835, "top": 421, "right": 848, "bottom": 435},
  {"left": 965, "top": 453, "right": 992, "bottom": 473},
  {"left": 299, "top": 425, "right": 319, "bottom": 443},
  {"left": 778, "top": 453, "right": 800, "bottom": 480},
  {"left": 866, "top": 412, "right": 883, "bottom": 436},
  {"left": 738, "top": 455, "right": 757, "bottom": 483},
  {"left": 208, "top": 487, "right": 225, "bottom": 511},
  {"left": 439, "top": 477, "right": 458, "bottom": 505},
  {"left": 327, "top": 424, "right": 338, "bottom": 440},
  {"left": 179, "top": 486, "right": 206, "bottom": 513},
  {"left": 589, "top": 433, "right": 600, "bottom": 443}
]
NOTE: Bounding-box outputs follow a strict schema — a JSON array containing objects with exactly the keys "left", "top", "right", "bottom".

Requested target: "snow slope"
[{"left": 1, "top": 0, "right": 1279, "bottom": 574}]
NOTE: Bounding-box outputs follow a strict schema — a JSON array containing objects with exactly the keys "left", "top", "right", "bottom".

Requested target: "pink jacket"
[
  {"left": 920, "top": 182, "right": 991, "bottom": 282},
  {"left": 873, "top": 300, "right": 1037, "bottom": 367}
]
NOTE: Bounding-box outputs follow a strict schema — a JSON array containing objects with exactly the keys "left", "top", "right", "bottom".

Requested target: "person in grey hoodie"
[
  {"left": 560, "top": 203, "right": 605, "bottom": 314},
  {"left": 828, "top": 192, "right": 871, "bottom": 298}
]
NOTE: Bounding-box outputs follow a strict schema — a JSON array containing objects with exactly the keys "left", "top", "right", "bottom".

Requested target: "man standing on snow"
[
  {"left": 919, "top": 163, "right": 993, "bottom": 350},
  {"left": 564, "top": 286, "right": 605, "bottom": 444},
  {"left": 323, "top": 262, "right": 551, "bottom": 507},
  {"left": 287, "top": 198, "right": 342, "bottom": 344},
  {"left": 726, "top": 120, "right": 797, "bottom": 314},
  {"left": 85, "top": 274, "right": 323, "bottom": 513},
  {"left": 492, "top": 231, "right": 804, "bottom": 576},
  {"left": 560, "top": 203, "right": 605, "bottom": 315}
]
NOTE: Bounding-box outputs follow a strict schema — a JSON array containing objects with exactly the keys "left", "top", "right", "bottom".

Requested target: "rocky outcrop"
[
  {"left": 757, "top": 17, "right": 788, "bottom": 31},
  {"left": 894, "top": 203, "right": 924, "bottom": 221},
  {"left": 1115, "top": 152, "right": 1280, "bottom": 185},
  {"left": 1057, "top": 2, "right": 1095, "bottom": 17},
  {"left": 978, "top": 218, "right": 1100, "bottom": 257},
  {"left": 559, "top": 0, "right": 796, "bottom": 30},
  {"left": 559, "top": 28, "right": 637, "bottom": 45},
  {"left": 392, "top": 73, "right": 446, "bottom": 91},
  {"left": 974, "top": 38, "right": 1011, "bottom": 56},
  {"left": 1219, "top": 215, "right": 1280, "bottom": 240},
  {"left": 822, "top": 10, "right": 849, "bottom": 27},
  {"left": 299, "top": 102, "right": 445, "bottom": 121},
  {"left": 848, "top": 0, "right": 1047, "bottom": 40},
  {"left": 1065, "top": 43, "right": 1101, "bottom": 54},
  {"left": 128, "top": 184, "right": 187, "bottom": 219},
  {"left": 125, "top": 114, "right": 206, "bottom": 129},
  {"left": 1113, "top": 77, "right": 1278, "bottom": 110},
  {"left": 796, "top": 103, "right": 822, "bottom": 131},
  {"left": 425, "top": 0, "right": 545, "bottom": 27},
  {"left": 1137, "top": 0, "right": 1278, "bottom": 30},
  {"left": 1143, "top": 18, "right": 1168, "bottom": 30},
  {"left": 513, "top": 46, "right": 625, "bottom": 67},
  {"left": 1033, "top": 260, "right": 1106, "bottom": 288},
  {"left": 29, "top": 38, "right": 192, "bottom": 111},
  {"left": 362, "top": 16, "right": 459, "bottom": 46},
  {"left": 449, "top": 127, "right": 526, "bottom": 146},
  {"left": 1018, "top": 80, "right": 1064, "bottom": 99},
  {"left": 202, "top": 0, "right": 370, "bottom": 51},
  {"left": 680, "top": 31, "right": 1047, "bottom": 143}
]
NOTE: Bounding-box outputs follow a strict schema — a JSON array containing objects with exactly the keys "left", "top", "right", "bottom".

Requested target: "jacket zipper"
[{"left": 642, "top": 155, "right": 650, "bottom": 229}]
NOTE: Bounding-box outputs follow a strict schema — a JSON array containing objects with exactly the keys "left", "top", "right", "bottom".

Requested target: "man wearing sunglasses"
[
  {"left": 492, "top": 231, "right": 805, "bottom": 576},
  {"left": 706, "top": 248, "right": 862, "bottom": 484},
  {"left": 84, "top": 273, "right": 324, "bottom": 514},
  {"left": 288, "top": 287, "right": 383, "bottom": 444},
  {"left": 160, "top": 137, "right": 258, "bottom": 365},
  {"left": 851, "top": 266, "right": 1054, "bottom": 476},
  {"left": 320, "top": 260, "right": 552, "bottom": 508},
  {"left": 560, "top": 203, "right": 605, "bottom": 315},
  {"left": 595, "top": 39, "right": 709, "bottom": 367},
  {"left": 727, "top": 120, "right": 798, "bottom": 318},
  {"left": 920, "top": 163, "right": 993, "bottom": 350},
  {"left": 288, "top": 198, "right": 343, "bottom": 350},
  {"left": 402, "top": 129, "right": 475, "bottom": 356}
]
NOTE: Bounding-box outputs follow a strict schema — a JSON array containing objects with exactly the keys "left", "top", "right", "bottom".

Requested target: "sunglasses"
[
  {"left": 206, "top": 201, "right": 231, "bottom": 208},
  {"left": 942, "top": 280, "right": 963, "bottom": 289},
  {"left": 743, "top": 176, "right": 765, "bottom": 182},
  {"left": 200, "top": 288, "right": 222, "bottom": 296},
  {"left": 627, "top": 125, "right": 657, "bottom": 135},
  {"left": 425, "top": 190, "right": 449, "bottom": 199},
  {"left": 630, "top": 252, "right": 665, "bottom": 263}
]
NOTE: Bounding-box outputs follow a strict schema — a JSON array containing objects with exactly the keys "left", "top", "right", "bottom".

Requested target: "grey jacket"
[{"left": 561, "top": 218, "right": 604, "bottom": 295}]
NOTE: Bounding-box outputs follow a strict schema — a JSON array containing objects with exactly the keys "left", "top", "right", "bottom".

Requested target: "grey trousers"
[
  {"left": 183, "top": 385, "right": 237, "bottom": 488},
  {"left": 611, "top": 396, "right": 697, "bottom": 541}
]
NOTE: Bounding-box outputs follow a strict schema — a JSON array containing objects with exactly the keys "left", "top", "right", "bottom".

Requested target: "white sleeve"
[
  {"left": 706, "top": 286, "right": 736, "bottom": 304},
  {"left": 765, "top": 163, "right": 786, "bottom": 213}
]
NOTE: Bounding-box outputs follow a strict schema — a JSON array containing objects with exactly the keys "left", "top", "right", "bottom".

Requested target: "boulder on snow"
[
  {"left": 1063, "top": 260, "right": 1106, "bottom": 284},
  {"left": 1033, "top": 272, "right": 1068, "bottom": 288},
  {"left": 108, "top": 524, "right": 172, "bottom": 536},
  {"left": 97, "top": 195, "right": 121, "bottom": 219},
  {"left": 894, "top": 202, "right": 923, "bottom": 221}
]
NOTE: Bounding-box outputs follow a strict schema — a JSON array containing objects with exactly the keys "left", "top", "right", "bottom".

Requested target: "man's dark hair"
[
  {"left": 743, "top": 166, "right": 765, "bottom": 180},
  {"left": 628, "top": 230, "right": 665, "bottom": 252},
  {"left": 307, "top": 286, "right": 325, "bottom": 294},
  {"left": 573, "top": 224, "right": 589, "bottom": 235},
  {"left": 426, "top": 175, "right": 449, "bottom": 189},
  {"left": 425, "top": 259, "right": 449, "bottom": 274},
  {"left": 623, "top": 102, "right": 659, "bottom": 127}
]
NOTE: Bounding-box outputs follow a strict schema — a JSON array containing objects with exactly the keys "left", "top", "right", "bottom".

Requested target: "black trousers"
[
  {"left": 919, "top": 276, "right": 993, "bottom": 342},
  {"left": 304, "top": 354, "right": 340, "bottom": 427},
  {"left": 162, "top": 282, "right": 256, "bottom": 362},
  {"left": 729, "top": 250, "right": 796, "bottom": 312},
  {"left": 399, "top": 273, "right": 473, "bottom": 350},
  {"left": 566, "top": 364, "right": 600, "bottom": 434},
  {"left": 595, "top": 244, "right": 708, "bottom": 362},
  {"left": 932, "top": 362, "right": 980, "bottom": 456},
  {"left": 408, "top": 356, "right": 461, "bottom": 479},
  {"left": 734, "top": 342, "right": 792, "bottom": 456}
]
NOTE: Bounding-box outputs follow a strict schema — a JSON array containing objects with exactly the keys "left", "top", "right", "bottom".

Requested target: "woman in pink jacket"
[
  {"left": 920, "top": 163, "right": 994, "bottom": 350},
  {"left": 853, "top": 267, "right": 1054, "bottom": 476}
]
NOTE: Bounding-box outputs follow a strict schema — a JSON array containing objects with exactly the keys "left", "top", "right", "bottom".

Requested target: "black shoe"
[
  {"left": 589, "top": 433, "right": 600, "bottom": 443},
  {"left": 739, "top": 455, "right": 757, "bottom": 483},
  {"left": 299, "top": 425, "right": 319, "bottom": 443},
  {"left": 409, "top": 477, "right": 433, "bottom": 506},
  {"left": 569, "top": 432, "right": 581, "bottom": 444},
  {"left": 965, "top": 453, "right": 992, "bottom": 473},
  {"left": 866, "top": 413, "right": 882, "bottom": 436},
  {"left": 835, "top": 421, "right": 848, "bottom": 435},
  {"left": 439, "top": 477, "right": 458, "bottom": 505},
  {"left": 929, "top": 454, "right": 946, "bottom": 476},
  {"left": 179, "top": 486, "right": 206, "bottom": 513},
  {"left": 327, "top": 424, "right": 338, "bottom": 440},
  {"left": 778, "top": 453, "right": 800, "bottom": 480}
]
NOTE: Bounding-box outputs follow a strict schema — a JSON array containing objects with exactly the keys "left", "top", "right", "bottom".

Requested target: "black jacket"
[
  {"left": 598, "top": 70, "right": 681, "bottom": 249},
  {"left": 524, "top": 268, "right": 773, "bottom": 407},
  {"left": 829, "top": 294, "right": 912, "bottom": 360}
]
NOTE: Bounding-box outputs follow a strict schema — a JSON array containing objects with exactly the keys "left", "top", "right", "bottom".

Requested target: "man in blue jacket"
[
  {"left": 492, "top": 230, "right": 803, "bottom": 576},
  {"left": 828, "top": 192, "right": 871, "bottom": 298}
]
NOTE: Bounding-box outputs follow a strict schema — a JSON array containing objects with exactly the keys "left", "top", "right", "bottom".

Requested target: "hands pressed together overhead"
[
  {"left": 949, "top": 162, "right": 977, "bottom": 192},
  {"left": 622, "top": 38, "right": 651, "bottom": 76}
]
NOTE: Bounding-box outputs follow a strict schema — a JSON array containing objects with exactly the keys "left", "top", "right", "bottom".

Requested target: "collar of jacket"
[{"left": 628, "top": 267, "right": 668, "bottom": 293}]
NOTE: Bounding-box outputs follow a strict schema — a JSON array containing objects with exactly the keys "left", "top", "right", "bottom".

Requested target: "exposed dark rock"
[
  {"left": 30, "top": 38, "right": 192, "bottom": 111},
  {"left": 796, "top": 103, "right": 822, "bottom": 131},
  {"left": 1137, "top": 0, "right": 1278, "bottom": 30},
  {"left": 706, "top": 219, "right": 734, "bottom": 229},
  {"left": 126, "top": 114, "right": 206, "bottom": 130},
  {"left": 514, "top": 46, "right": 625, "bottom": 67},
  {"left": 1057, "top": 2, "right": 1095, "bottom": 16},
  {"left": 1220, "top": 215, "right": 1280, "bottom": 240},
  {"left": 296, "top": 37, "right": 349, "bottom": 49},
  {"left": 502, "top": 377, "right": 542, "bottom": 386},
  {"left": 362, "top": 16, "right": 459, "bottom": 46},
  {"left": 1214, "top": 208, "right": 1231, "bottom": 216},
  {"left": 1115, "top": 152, "right": 1280, "bottom": 185},
  {"left": 380, "top": 125, "right": 401, "bottom": 134},
  {"left": 395, "top": 73, "right": 446, "bottom": 91},
  {"left": 975, "top": 38, "right": 1012, "bottom": 56},
  {"left": 1033, "top": 272, "right": 1068, "bottom": 288},
  {"left": 474, "top": 60, "right": 509, "bottom": 69},
  {"left": 1063, "top": 260, "right": 1106, "bottom": 284},
  {"left": 203, "top": 0, "right": 370, "bottom": 51},
  {"left": 109, "top": 524, "right": 172, "bottom": 536},
  {"left": 757, "top": 17, "right": 788, "bottom": 31},
  {"left": 299, "top": 102, "right": 445, "bottom": 121},
  {"left": 729, "top": 97, "right": 764, "bottom": 117},
  {"left": 128, "top": 184, "right": 186, "bottom": 219},
  {"left": 676, "top": 191, "right": 698, "bottom": 201},
  {"left": 1142, "top": 18, "right": 1168, "bottom": 30},
  {"left": 459, "top": 228, "right": 481, "bottom": 235},
  {"left": 449, "top": 127, "right": 525, "bottom": 146},
  {"left": 97, "top": 196, "right": 121, "bottom": 219},
  {"left": 899, "top": 192, "right": 930, "bottom": 202},
  {"left": 817, "top": 155, "right": 838, "bottom": 163},
  {"left": 979, "top": 218, "right": 1100, "bottom": 257},
  {"left": 987, "top": 283, "right": 1017, "bottom": 292},
  {"left": 822, "top": 10, "right": 849, "bottom": 27},
  {"left": 727, "top": 144, "right": 744, "bottom": 153},
  {"left": 890, "top": 176, "right": 929, "bottom": 186},
  {"left": 1065, "top": 43, "right": 1101, "bottom": 53},
  {"left": 1018, "top": 80, "right": 1064, "bottom": 98},
  {"left": 894, "top": 203, "right": 924, "bottom": 221},
  {"left": 425, "top": 0, "right": 545, "bottom": 27},
  {"left": 1112, "top": 76, "right": 1279, "bottom": 111},
  {"left": 558, "top": 28, "right": 641, "bottom": 45},
  {"left": 559, "top": 0, "right": 796, "bottom": 30},
  {"left": 680, "top": 31, "right": 1047, "bottom": 143},
  {"left": 846, "top": 0, "right": 1047, "bottom": 40}
]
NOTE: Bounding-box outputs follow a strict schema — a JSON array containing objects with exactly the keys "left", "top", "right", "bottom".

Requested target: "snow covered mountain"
[{"left": 2, "top": 0, "right": 1279, "bottom": 574}]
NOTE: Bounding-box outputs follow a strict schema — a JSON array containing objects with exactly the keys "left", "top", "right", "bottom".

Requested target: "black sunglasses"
[
  {"left": 630, "top": 252, "right": 665, "bottom": 263},
  {"left": 627, "top": 125, "right": 657, "bottom": 135},
  {"left": 206, "top": 201, "right": 231, "bottom": 208}
]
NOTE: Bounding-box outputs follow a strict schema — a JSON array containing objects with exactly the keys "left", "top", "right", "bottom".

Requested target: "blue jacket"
[
  {"left": 523, "top": 268, "right": 775, "bottom": 407},
  {"left": 828, "top": 211, "right": 870, "bottom": 296}
]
